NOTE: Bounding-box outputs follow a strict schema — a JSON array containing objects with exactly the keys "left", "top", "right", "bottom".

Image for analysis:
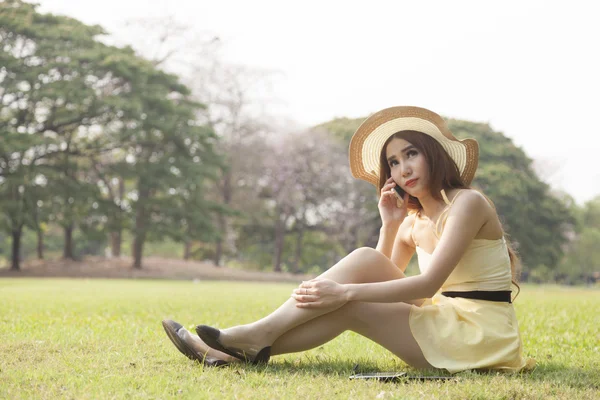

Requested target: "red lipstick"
[{"left": 405, "top": 178, "right": 418, "bottom": 188}]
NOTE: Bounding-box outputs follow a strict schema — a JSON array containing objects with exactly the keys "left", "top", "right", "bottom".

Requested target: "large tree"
[
  {"left": 0, "top": 0, "right": 118, "bottom": 268},
  {"left": 116, "top": 17, "right": 274, "bottom": 266},
  {"left": 0, "top": 1, "right": 225, "bottom": 269}
]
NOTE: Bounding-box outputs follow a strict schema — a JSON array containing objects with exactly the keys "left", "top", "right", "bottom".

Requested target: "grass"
[{"left": 0, "top": 279, "right": 598, "bottom": 399}]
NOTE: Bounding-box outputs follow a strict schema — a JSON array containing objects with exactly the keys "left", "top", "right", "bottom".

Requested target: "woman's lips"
[{"left": 405, "top": 178, "right": 418, "bottom": 188}]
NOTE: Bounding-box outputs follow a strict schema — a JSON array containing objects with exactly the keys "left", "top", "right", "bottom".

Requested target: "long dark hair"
[{"left": 378, "top": 130, "right": 521, "bottom": 295}]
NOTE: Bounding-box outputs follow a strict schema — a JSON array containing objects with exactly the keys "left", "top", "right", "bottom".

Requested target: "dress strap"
[
  {"left": 434, "top": 190, "right": 466, "bottom": 238},
  {"left": 440, "top": 189, "right": 451, "bottom": 205}
]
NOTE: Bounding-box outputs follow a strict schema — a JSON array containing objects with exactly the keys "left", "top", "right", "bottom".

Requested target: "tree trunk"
[
  {"left": 214, "top": 170, "right": 233, "bottom": 267},
  {"left": 132, "top": 185, "right": 149, "bottom": 269},
  {"left": 183, "top": 240, "right": 191, "bottom": 260},
  {"left": 10, "top": 227, "right": 23, "bottom": 271},
  {"left": 133, "top": 207, "right": 146, "bottom": 269},
  {"left": 273, "top": 214, "right": 286, "bottom": 272},
  {"left": 110, "top": 230, "right": 121, "bottom": 257},
  {"left": 133, "top": 233, "right": 145, "bottom": 269},
  {"left": 112, "top": 178, "right": 125, "bottom": 257},
  {"left": 37, "top": 227, "right": 44, "bottom": 260},
  {"left": 214, "top": 214, "right": 224, "bottom": 267},
  {"left": 292, "top": 223, "right": 305, "bottom": 274},
  {"left": 63, "top": 224, "right": 75, "bottom": 259}
]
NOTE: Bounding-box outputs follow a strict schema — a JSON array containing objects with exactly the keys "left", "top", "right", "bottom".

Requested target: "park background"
[
  {"left": 1, "top": 0, "right": 599, "bottom": 284},
  {"left": 1, "top": 2, "right": 600, "bottom": 399}
]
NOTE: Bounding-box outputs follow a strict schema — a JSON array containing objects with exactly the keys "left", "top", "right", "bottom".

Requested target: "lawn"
[{"left": 0, "top": 279, "right": 598, "bottom": 399}]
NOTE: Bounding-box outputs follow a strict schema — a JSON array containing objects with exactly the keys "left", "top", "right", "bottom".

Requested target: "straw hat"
[{"left": 349, "top": 106, "right": 479, "bottom": 187}]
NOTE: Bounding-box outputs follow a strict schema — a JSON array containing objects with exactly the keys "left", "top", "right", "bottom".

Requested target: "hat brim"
[{"left": 349, "top": 106, "right": 479, "bottom": 187}]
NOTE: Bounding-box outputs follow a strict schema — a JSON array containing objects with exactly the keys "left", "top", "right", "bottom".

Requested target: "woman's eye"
[
  {"left": 389, "top": 160, "right": 398, "bottom": 167},
  {"left": 407, "top": 150, "right": 418, "bottom": 158}
]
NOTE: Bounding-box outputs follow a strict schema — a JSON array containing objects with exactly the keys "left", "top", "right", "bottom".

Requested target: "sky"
[{"left": 36, "top": 0, "right": 600, "bottom": 204}]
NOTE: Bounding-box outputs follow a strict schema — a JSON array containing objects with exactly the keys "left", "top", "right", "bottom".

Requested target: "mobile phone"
[
  {"left": 349, "top": 372, "right": 407, "bottom": 382},
  {"left": 349, "top": 372, "right": 454, "bottom": 382},
  {"left": 392, "top": 185, "right": 405, "bottom": 208}
]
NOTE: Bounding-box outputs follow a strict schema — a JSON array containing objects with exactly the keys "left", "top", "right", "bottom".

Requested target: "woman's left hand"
[{"left": 292, "top": 279, "right": 349, "bottom": 309}]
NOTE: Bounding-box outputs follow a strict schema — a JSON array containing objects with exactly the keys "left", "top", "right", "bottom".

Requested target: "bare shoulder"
[
  {"left": 450, "top": 189, "right": 503, "bottom": 238},
  {"left": 453, "top": 189, "right": 494, "bottom": 215},
  {"left": 450, "top": 189, "right": 496, "bottom": 220}
]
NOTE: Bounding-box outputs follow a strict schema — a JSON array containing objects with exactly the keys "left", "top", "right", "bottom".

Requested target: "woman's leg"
[
  {"left": 179, "top": 302, "right": 429, "bottom": 368},
  {"left": 209, "top": 248, "right": 423, "bottom": 357},
  {"left": 272, "top": 300, "right": 431, "bottom": 368}
]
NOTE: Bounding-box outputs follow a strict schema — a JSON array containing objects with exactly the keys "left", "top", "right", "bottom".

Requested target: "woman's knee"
[
  {"left": 337, "top": 247, "right": 401, "bottom": 282},
  {"left": 349, "top": 247, "right": 385, "bottom": 264}
]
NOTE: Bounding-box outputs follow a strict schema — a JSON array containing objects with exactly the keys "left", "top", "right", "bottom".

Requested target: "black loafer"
[
  {"left": 162, "top": 320, "right": 228, "bottom": 367},
  {"left": 195, "top": 324, "right": 271, "bottom": 365}
]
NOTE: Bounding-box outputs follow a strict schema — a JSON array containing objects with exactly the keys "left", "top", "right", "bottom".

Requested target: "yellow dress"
[{"left": 408, "top": 192, "right": 534, "bottom": 374}]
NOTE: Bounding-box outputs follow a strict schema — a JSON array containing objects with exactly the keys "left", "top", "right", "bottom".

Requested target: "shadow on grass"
[
  {"left": 516, "top": 362, "right": 600, "bottom": 390},
  {"left": 211, "top": 359, "right": 599, "bottom": 389},
  {"left": 438, "top": 362, "right": 599, "bottom": 390},
  {"left": 217, "top": 357, "right": 455, "bottom": 381}
]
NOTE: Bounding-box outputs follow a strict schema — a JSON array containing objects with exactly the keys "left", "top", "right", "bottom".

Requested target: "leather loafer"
[
  {"left": 162, "top": 320, "right": 228, "bottom": 367},
  {"left": 195, "top": 324, "right": 271, "bottom": 365}
]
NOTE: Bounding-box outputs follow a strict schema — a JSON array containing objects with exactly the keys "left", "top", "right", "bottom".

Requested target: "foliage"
[
  {"left": 0, "top": 0, "right": 225, "bottom": 269},
  {"left": 557, "top": 196, "right": 600, "bottom": 283},
  {"left": 0, "top": 1, "right": 596, "bottom": 281}
]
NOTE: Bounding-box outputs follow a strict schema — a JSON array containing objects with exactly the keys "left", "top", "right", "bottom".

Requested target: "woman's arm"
[
  {"left": 390, "top": 215, "right": 416, "bottom": 272},
  {"left": 376, "top": 215, "right": 416, "bottom": 271},
  {"left": 345, "top": 190, "right": 492, "bottom": 303},
  {"left": 375, "top": 178, "right": 410, "bottom": 259},
  {"left": 375, "top": 222, "right": 400, "bottom": 259}
]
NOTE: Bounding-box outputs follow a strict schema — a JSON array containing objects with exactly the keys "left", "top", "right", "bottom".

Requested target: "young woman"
[{"left": 162, "top": 106, "right": 534, "bottom": 373}]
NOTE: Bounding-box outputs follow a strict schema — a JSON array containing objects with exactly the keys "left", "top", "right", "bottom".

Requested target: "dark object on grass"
[
  {"left": 162, "top": 319, "right": 229, "bottom": 367},
  {"left": 195, "top": 324, "right": 271, "bottom": 365},
  {"left": 349, "top": 372, "right": 455, "bottom": 382}
]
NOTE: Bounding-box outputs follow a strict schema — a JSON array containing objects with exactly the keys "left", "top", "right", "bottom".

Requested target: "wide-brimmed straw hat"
[{"left": 349, "top": 106, "right": 479, "bottom": 187}]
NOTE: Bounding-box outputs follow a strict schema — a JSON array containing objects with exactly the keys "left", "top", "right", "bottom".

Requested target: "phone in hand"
[{"left": 392, "top": 185, "right": 405, "bottom": 208}]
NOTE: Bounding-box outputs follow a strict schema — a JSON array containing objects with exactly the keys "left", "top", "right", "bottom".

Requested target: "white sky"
[{"left": 37, "top": 0, "right": 600, "bottom": 204}]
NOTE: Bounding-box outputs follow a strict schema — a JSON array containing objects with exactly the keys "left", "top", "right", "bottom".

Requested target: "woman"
[{"left": 162, "top": 106, "right": 533, "bottom": 373}]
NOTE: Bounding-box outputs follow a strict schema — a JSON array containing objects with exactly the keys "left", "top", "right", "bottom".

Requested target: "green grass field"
[{"left": 0, "top": 279, "right": 598, "bottom": 399}]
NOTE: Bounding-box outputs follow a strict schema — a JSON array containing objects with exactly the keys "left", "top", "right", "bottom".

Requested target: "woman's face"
[{"left": 385, "top": 137, "right": 430, "bottom": 197}]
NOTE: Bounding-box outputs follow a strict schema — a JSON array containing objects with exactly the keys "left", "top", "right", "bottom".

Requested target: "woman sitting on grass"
[{"left": 162, "top": 106, "right": 534, "bottom": 373}]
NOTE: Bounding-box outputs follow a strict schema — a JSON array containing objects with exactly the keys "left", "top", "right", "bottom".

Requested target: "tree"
[
  {"left": 107, "top": 68, "right": 224, "bottom": 268},
  {"left": 115, "top": 16, "right": 272, "bottom": 266},
  {"left": 315, "top": 117, "right": 389, "bottom": 253},
  {"left": 0, "top": 1, "right": 225, "bottom": 269},
  {"left": 185, "top": 58, "right": 277, "bottom": 266},
  {"left": 251, "top": 128, "right": 350, "bottom": 272},
  {"left": 558, "top": 196, "right": 600, "bottom": 283},
  {"left": 1, "top": 0, "right": 116, "bottom": 268}
]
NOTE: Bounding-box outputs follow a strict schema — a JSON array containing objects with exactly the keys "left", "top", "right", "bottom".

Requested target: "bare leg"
[
  {"left": 212, "top": 248, "right": 424, "bottom": 359},
  {"left": 271, "top": 301, "right": 431, "bottom": 368}
]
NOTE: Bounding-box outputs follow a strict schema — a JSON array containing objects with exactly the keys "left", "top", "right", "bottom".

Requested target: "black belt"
[{"left": 441, "top": 290, "right": 512, "bottom": 303}]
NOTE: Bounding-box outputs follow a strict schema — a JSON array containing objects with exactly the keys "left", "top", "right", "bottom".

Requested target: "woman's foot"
[
  {"left": 195, "top": 324, "right": 271, "bottom": 364},
  {"left": 162, "top": 320, "right": 236, "bottom": 366}
]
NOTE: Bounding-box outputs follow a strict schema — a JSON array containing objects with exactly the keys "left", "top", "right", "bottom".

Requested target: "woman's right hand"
[{"left": 378, "top": 177, "right": 409, "bottom": 226}]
